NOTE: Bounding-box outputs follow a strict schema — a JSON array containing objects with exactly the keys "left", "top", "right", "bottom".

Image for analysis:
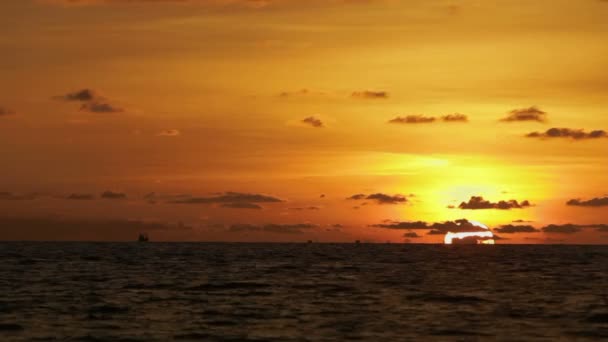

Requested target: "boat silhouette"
[{"left": 138, "top": 233, "right": 149, "bottom": 242}]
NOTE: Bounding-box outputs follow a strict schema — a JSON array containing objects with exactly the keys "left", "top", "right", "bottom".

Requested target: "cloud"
[
  {"left": 55, "top": 88, "right": 124, "bottom": 113},
  {"left": 100, "top": 191, "right": 127, "bottom": 199},
  {"left": 373, "top": 219, "right": 488, "bottom": 235},
  {"left": 371, "top": 221, "right": 429, "bottom": 229},
  {"left": 279, "top": 89, "right": 326, "bottom": 98},
  {"left": 442, "top": 113, "right": 468, "bottom": 122},
  {"left": 228, "top": 223, "right": 317, "bottom": 234},
  {"left": 289, "top": 206, "right": 320, "bottom": 211},
  {"left": 220, "top": 202, "right": 262, "bottom": 210},
  {"left": 301, "top": 116, "right": 323, "bottom": 128},
  {"left": 57, "top": 89, "right": 97, "bottom": 102},
  {"left": 526, "top": 128, "right": 607, "bottom": 140},
  {"left": 0, "top": 107, "right": 16, "bottom": 116},
  {"left": 0, "top": 192, "right": 37, "bottom": 201},
  {"left": 347, "top": 193, "right": 407, "bottom": 205},
  {"left": 403, "top": 232, "right": 421, "bottom": 238},
  {"left": 169, "top": 192, "right": 283, "bottom": 204},
  {"left": 80, "top": 101, "right": 124, "bottom": 113},
  {"left": 388, "top": 115, "right": 436, "bottom": 124},
  {"left": 542, "top": 224, "right": 582, "bottom": 234},
  {"left": 428, "top": 219, "right": 489, "bottom": 234},
  {"left": 67, "top": 193, "right": 95, "bottom": 200},
  {"left": 351, "top": 90, "right": 388, "bottom": 99},
  {"left": 494, "top": 225, "right": 540, "bottom": 234},
  {"left": 157, "top": 129, "right": 181, "bottom": 137},
  {"left": 567, "top": 196, "right": 608, "bottom": 207},
  {"left": 458, "top": 196, "right": 532, "bottom": 210},
  {"left": 500, "top": 106, "right": 547, "bottom": 122}
]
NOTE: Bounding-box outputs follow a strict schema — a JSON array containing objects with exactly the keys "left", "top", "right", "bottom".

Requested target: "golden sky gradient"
[{"left": 1, "top": 0, "right": 607, "bottom": 243}]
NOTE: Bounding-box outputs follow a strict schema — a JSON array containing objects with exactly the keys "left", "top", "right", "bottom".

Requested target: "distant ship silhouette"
[{"left": 138, "top": 233, "right": 149, "bottom": 242}]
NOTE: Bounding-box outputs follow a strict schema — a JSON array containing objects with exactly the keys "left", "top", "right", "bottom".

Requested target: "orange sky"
[{"left": 1, "top": 0, "right": 607, "bottom": 243}]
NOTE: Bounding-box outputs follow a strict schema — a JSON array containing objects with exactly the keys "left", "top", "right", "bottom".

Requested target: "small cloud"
[
  {"left": 289, "top": 206, "right": 320, "bottom": 211},
  {"left": 100, "top": 191, "right": 127, "bottom": 199},
  {"left": 221, "top": 202, "right": 263, "bottom": 210},
  {"left": 371, "top": 221, "right": 429, "bottom": 229},
  {"left": 458, "top": 196, "right": 532, "bottom": 210},
  {"left": 403, "top": 232, "right": 421, "bottom": 238},
  {"left": 542, "top": 224, "right": 582, "bottom": 234},
  {"left": 347, "top": 193, "right": 408, "bottom": 205},
  {"left": 58, "top": 89, "right": 97, "bottom": 102},
  {"left": 526, "top": 128, "right": 607, "bottom": 140},
  {"left": 157, "top": 129, "right": 181, "bottom": 137},
  {"left": 301, "top": 116, "right": 323, "bottom": 128},
  {"left": 494, "top": 225, "right": 540, "bottom": 234},
  {"left": 169, "top": 192, "right": 283, "bottom": 204},
  {"left": 67, "top": 193, "right": 95, "bottom": 200},
  {"left": 0, "top": 192, "right": 37, "bottom": 200},
  {"left": 0, "top": 107, "right": 16, "bottom": 116},
  {"left": 513, "top": 219, "right": 534, "bottom": 223},
  {"left": 351, "top": 90, "right": 388, "bottom": 99},
  {"left": 228, "top": 223, "right": 317, "bottom": 234},
  {"left": 279, "top": 89, "right": 326, "bottom": 98},
  {"left": 500, "top": 106, "right": 547, "bottom": 122},
  {"left": 442, "top": 113, "right": 468, "bottom": 122},
  {"left": 55, "top": 88, "right": 124, "bottom": 114},
  {"left": 388, "top": 115, "right": 436, "bottom": 124},
  {"left": 567, "top": 196, "right": 608, "bottom": 207}
]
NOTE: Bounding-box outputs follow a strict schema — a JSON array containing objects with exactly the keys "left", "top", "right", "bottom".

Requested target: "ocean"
[{"left": 0, "top": 243, "right": 607, "bottom": 341}]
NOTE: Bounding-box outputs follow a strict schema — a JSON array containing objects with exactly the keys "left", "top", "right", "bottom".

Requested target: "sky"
[{"left": 1, "top": 0, "right": 607, "bottom": 243}]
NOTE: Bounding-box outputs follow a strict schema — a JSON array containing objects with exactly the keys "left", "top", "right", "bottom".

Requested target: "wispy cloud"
[
  {"left": 526, "top": 128, "right": 607, "bottom": 140},
  {"left": 301, "top": 116, "right": 323, "bottom": 128},
  {"left": 457, "top": 196, "right": 532, "bottom": 210},
  {"left": 351, "top": 90, "right": 389, "bottom": 99},
  {"left": 567, "top": 196, "right": 608, "bottom": 207},
  {"left": 500, "top": 106, "right": 547, "bottom": 122}
]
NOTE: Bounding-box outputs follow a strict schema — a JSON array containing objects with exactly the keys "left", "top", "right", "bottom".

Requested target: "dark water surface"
[{"left": 1, "top": 243, "right": 607, "bottom": 341}]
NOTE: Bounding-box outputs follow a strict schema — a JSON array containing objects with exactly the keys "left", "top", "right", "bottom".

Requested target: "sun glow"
[{"left": 443, "top": 220, "right": 495, "bottom": 245}]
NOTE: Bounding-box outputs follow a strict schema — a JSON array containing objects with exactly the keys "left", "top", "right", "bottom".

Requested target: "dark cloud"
[
  {"left": 58, "top": 89, "right": 97, "bottom": 102},
  {"left": 289, "top": 206, "right": 320, "bottom": 211},
  {"left": 500, "top": 106, "right": 547, "bottom": 122},
  {"left": 169, "top": 192, "right": 282, "bottom": 204},
  {"left": 67, "top": 193, "right": 95, "bottom": 200},
  {"left": 80, "top": 101, "right": 124, "bottom": 113},
  {"left": 388, "top": 115, "right": 436, "bottom": 124},
  {"left": 526, "top": 128, "right": 607, "bottom": 140},
  {"left": 513, "top": 219, "right": 534, "bottom": 223},
  {"left": 228, "top": 223, "right": 317, "bottom": 234},
  {"left": 458, "top": 196, "right": 532, "bottom": 210},
  {"left": 442, "top": 113, "right": 468, "bottom": 122},
  {"left": 428, "top": 219, "right": 489, "bottom": 234},
  {"left": 371, "top": 221, "right": 429, "bottom": 229},
  {"left": 351, "top": 90, "right": 388, "bottom": 99},
  {"left": 301, "top": 116, "right": 323, "bottom": 128},
  {"left": 220, "top": 202, "right": 263, "bottom": 210},
  {"left": 279, "top": 89, "right": 327, "bottom": 98},
  {"left": 0, "top": 107, "right": 16, "bottom": 116},
  {"left": 100, "top": 191, "right": 127, "bottom": 199},
  {"left": 567, "top": 197, "right": 608, "bottom": 207},
  {"left": 347, "top": 193, "right": 407, "bottom": 205},
  {"left": 373, "top": 219, "right": 489, "bottom": 235},
  {"left": 0, "top": 216, "right": 189, "bottom": 241},
  {"left": 43, "top": 0, "right": 377, "bottom": 8},
  {"left": 403, "top": 232, "right": 421, "bottom": 238},
  {"left": 55, "top": 89, "right": 124, "bottom": 113},
  {"left": 0, "top": 192, "right": 37, "bottom": 201},
  {"left": 542, "top": 224, "right": 582, "bottom": 234},
  {"left": 494, "top": 225, "right": 540, "bottom": 234}
]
